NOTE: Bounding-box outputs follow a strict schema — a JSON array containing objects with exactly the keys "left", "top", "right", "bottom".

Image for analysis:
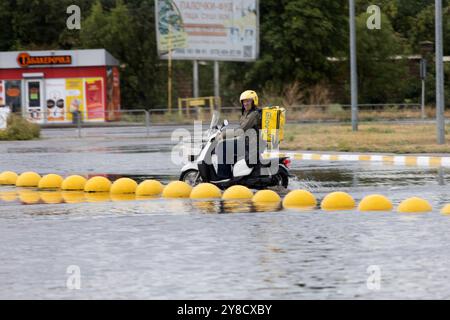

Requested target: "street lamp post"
[
  {"left": 435, "top": 0, "right": 445, "bottom": 144},
  {"left": 349, "top": 0, "right": 358, "bottom": 131}
]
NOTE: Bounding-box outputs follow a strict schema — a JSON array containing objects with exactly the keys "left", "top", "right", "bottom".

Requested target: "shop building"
[{"left": 0, "top": 49, "right": 121, "bottom": 123}]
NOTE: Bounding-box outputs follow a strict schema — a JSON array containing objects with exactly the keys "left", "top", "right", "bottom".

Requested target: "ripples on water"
[{"left": 1, "top": 163, "right": 449, "bottom": 299}]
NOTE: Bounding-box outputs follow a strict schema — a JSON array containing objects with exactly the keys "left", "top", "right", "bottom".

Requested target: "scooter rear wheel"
[{"left": 180, "top": 169, "right": 202, "bottom": 186}]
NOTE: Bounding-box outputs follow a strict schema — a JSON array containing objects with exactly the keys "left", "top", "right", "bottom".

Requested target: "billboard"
[
  {"left": 85, "top": 78, "right": 104, "bottom": 121},
  {"left": 155, "top": 0, "right": 259, "bottom": 61}
]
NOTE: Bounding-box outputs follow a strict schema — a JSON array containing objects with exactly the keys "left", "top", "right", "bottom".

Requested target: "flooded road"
[{"left": 0, "top": 128, "right": 449, "bottom": 299}]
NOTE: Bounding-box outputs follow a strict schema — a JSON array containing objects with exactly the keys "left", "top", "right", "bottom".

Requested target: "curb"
[{"left": 267, "top": 152, "right": 450, "bottom": 168}]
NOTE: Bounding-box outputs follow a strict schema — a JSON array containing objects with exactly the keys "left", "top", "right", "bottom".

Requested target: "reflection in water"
[
  {"left": 191, "top": 200, "right": 222, "bottom": 214},
  {"left": 18, "top": 189, "right": 41, "bottom": 205},
  {"left": 283, "top": 206, "right": 317, "bottom": 213},
  {"left": 62, "top": 191, "right": 86, "bottom": 204},
  {"left": 0, "top": 190, "right": 17, "bottom": 202},
  {"left": 191, "top": 200, "right": 281, "bottom": 214},
  {"left": 85, "top": 192, "right": 111, "bottom": 203},
  {"left": 221, "top": 200, "right": 254, "bottom": 214},
  {"left": 135, "top": 195, "right": 160, "bottom": 201},
  {"left": 438, "top": 168, "right": 445, "bottom": 186},
  {"left": 253, "top": 202, "right": 282, "bottom": 213},
  {"left": 352, "top": 173, "right": 359, "bottom": 188},
  {"left": 39, "top": 191, "right": 64, "bottom": 204},
  {"left": 110, "top": 194, "right": 136, "bottom": 202}
]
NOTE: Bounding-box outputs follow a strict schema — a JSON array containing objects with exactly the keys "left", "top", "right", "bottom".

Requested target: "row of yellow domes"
[
  {"left": 0, "top": 171, "right": 164, "bottom": 196},
  {"left": 0, "top": 171, "right": 446, "bottom": 213}
]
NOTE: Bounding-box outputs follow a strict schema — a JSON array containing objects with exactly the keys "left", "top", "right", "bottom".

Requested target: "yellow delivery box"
[{"left": 261, "top": 106, "right": 285, "bottom": 143}]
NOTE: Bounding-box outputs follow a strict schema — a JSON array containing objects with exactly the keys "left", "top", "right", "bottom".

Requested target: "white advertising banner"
[
  {"left": 156, "top": 0, "right": 259, "bottom": 61},
  {"left": 45, "top": 79, "right": 66, "bottom": 122}
]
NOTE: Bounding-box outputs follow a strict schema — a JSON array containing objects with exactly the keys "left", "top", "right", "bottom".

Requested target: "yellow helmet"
[{"left": 240, "top": 90, "right": 258, "bottom": 107}]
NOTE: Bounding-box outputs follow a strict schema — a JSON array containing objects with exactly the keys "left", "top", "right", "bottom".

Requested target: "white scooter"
[{"left": 179, "top": 112, "right": 291, "bottom": 189}]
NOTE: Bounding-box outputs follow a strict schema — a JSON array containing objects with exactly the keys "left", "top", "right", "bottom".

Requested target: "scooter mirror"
[{"left": 223, "top": 119, "right": 229, "bottom": 126}]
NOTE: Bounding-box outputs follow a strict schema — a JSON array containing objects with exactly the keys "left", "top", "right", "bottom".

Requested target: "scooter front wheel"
[{"left": 180, "top": 169, "right": 202, "bottom": 186}]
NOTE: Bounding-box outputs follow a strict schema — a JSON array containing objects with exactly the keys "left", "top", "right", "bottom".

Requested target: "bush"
[{"left": 0, "top": 114, "right": 41, "bottom": 140}]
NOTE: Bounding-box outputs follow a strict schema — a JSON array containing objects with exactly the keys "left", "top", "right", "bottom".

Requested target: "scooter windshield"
[{"left": 210, "top": 111, "right": 220, "bottom": 129}]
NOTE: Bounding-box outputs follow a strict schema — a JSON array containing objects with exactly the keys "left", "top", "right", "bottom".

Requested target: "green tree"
[
  {"left": 354, "top": 12, "right": 412, "bottom": 103},
  {"left": 0, "top": 0, "right": 14, "bottom": 50},
  {"left": 223, "top": 0, "right": 348, "bottom": 98},
  {"left": 80, "top": 0, "right": 165, "bottom": 109}
]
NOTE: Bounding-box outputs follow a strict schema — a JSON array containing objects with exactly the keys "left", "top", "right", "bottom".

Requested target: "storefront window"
[{"left": 5, "top": 80, "right": 22, "bottom": 113}]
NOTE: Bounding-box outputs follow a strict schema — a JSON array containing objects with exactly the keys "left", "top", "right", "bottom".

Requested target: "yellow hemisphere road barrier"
[
  {"left": 62, "top": 175, "right": 87, "bottom": 191},
  {"left": 252, "top": 190, "right": 281, "bottom": 203},
  {"left": 136, "top": 180, "right": 164, "bottom": 196},
  {"left": 110, "top": 178, "right": 138, "bottom": 194},
  {"left": 190, "top": 183, "right": 222, "bottom": 199},
  {"left": 162, "top": 181, "right": 193, "bottom": 198},
  {"left": 397, "top": 197, "right": 432, "bottom": 213},
  {"left": 38, "top": 174, "right": 63, "bottom": 189},
  {"left": 441, "top": 204, "right": 450, "bottom": 214},
  {"left": 282, "top": 190, "right": 317, "bottom": 209},
  {"left": 84, "top": 176, "right": 112, "bottom": 193},
  {"left": 358, "top": 194, "right": 393, "bottom": 212},
  {"left": 321, "top": 192, "right": 355, "bottom": 211},
  {"left": 16, "top": 172, "right": 42, "bottom": 187},
  {"left": 222, "top": 185, "right": 253, "bottom": 200},
  {"left": 0, "top": 171, "right": 18, "bottom": 185}
]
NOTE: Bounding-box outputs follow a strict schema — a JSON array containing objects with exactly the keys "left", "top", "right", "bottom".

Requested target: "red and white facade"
[{"left": 0, "top": 49, "right": 121, "bottom": 123}]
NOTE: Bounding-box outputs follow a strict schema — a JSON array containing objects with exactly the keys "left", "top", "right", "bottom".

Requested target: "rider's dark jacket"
[{"left": 222, "top": 105, "right": 263, "bottom": 165}]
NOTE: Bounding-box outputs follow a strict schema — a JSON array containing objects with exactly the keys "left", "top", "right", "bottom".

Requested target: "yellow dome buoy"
[
  {"left": 38, "top": 174, "right": 63, "bottom": 189},
  {"left": 321, "top": 191, "right": 355, "bottom": 211},
  {"left": 252, "top": 190, "right": 281, "bottom": 203},
  {"left": 162, "top": 181, "right": 193, "bottom": 198},
  {"left": 282, "top": 189, "right": 317, "bottom": 208},
  {"left": 222, "top": 185, "right": 253, "bottom": 200},
  {"left": 441, "top": 204, "right": 450, "bottom": 214},
  {"left": 16, "top": 172, "right": 42, "bottom": 187},
  {"left": 110, "top": 178, "right": 138, "bottom": 194},
  {"left": 358, "top": 194, "right": 393, "bottom": 211},
  {"left": 397, "top": 197, "right": 432, "bottom": 213},
  {"left": 0, "top": 171, "right": 18, "bottom": 185},
  {"left": 190, "top": 183, "right": 222, "bottom": 199},
  {"left": 61, "top": 175, "right": 87, "bottom": 191},
  {"left": 136, "top": 180, "right": 164, "bottom": 196},
  {"left": 84, "top": 176, "right": 112, "bottom": 193}
]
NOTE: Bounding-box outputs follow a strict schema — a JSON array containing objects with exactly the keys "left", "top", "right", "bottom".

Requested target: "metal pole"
[
  {"left": 77, "top": 112, "right": 81, "bottom": 138},
  {"left": 435, "top": 0, "right": 445, "bottom": 144},
  {"left": 420, "top": 58, "right": 427, "bottom": 119},
  {"left": 168, "top": 25, "right": 172, "bottom": 113},
  {"left": 214, "top": 61, "right": 220, "bottom": 110},
  {"left": 145, "top": 110, "right": 150, "bottom": 137},
  {"left": 421, "top": 79, "right": 426, "bottom": 119},
  {"left": 349, "top": 0, "right": 358, "bottom": 131},
  {"left": 193, "top": 60, "right": 199, "bottom": 98}
]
